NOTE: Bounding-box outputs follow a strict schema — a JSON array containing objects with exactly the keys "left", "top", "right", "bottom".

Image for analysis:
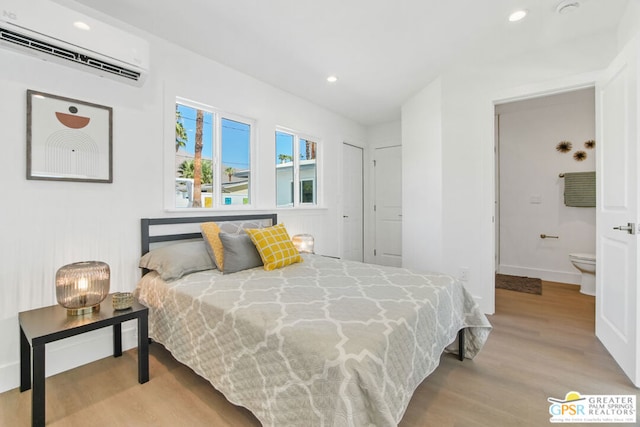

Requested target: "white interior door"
[
  {"left": 374, "top": 146, "right": 402, "bottom": 267},
  {"left": 342, "top": 143, "right": 363, "bottom": 261},
  {"left": 596, "top": 35, "right": 639, "bottom": 387}
]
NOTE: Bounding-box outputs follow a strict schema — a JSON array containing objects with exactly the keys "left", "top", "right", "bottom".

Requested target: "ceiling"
[{"left": 64, "top": 0, "right": 629, "bottom": 125}]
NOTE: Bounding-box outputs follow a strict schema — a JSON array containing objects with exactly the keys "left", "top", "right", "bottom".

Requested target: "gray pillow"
[
  {"left": 139, "top": 241, "right": 215, "bottom": 281},
  {"left": 219, "top": 232, "right": 263, "bottom": 274},
  {"left": 200, "top": 219, "right": 271, "bottom": 270}
]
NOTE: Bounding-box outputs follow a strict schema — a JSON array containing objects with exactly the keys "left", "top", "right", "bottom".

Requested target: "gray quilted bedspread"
[{"left": 136, "top": 254, "right": 491, "bottom": 426}]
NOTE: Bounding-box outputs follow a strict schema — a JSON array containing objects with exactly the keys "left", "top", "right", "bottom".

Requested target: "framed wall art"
[{"left": 27, "top": 90, "right": 113, "bottom": 183}]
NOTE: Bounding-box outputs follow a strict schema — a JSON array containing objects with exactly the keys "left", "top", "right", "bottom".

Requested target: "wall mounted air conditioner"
[{"left": 0, "top": 0, "right": 149, "bottom": 86}]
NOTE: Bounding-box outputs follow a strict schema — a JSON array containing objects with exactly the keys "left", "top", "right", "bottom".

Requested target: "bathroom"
[{"left": 496, "top": 87, "right": 596, "bottom": 295}]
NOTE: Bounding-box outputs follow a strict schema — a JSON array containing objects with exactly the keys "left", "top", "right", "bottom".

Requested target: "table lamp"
[
  {"left": 291, "top": 234, "right": 314, "bottom": 254},
  {"left": 56, "top": 261, "right": 110, "bottom": 315}
]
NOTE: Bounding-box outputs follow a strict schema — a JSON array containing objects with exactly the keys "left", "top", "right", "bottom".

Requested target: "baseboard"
[
  {"left": 497, "top": 265, "right": 581, "bottom": 285},
  {"left": 0, "top": 321, "right": 139, "bottom": 394}
]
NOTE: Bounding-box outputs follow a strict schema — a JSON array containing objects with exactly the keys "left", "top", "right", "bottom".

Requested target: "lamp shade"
[
  {"left": 56, "top": 261, "right": 110, "bottom": 315},
  {"left": 291, "top": 234, "right": 314, "bottom": 254}
]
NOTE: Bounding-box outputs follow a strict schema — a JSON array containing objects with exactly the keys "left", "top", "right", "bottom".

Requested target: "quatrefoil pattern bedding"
[{"left": 136, "top": 254, "right": 491, "bottom": 426}]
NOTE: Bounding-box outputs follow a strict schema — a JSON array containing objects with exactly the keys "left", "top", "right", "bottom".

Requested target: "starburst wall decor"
[
  {"left": 556, "top": 139, "right": 594, "bottom": 161},
  {"left": 573, "top": 151, "right": 587, "bottom": 161},
  {"left": 556, "top": 141, "right": 572, "bottom": 153}
]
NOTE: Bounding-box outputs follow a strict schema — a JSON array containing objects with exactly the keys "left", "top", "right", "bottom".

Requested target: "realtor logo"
[{"left": 548, "top": 391, "right": 636, "bottom": 423}]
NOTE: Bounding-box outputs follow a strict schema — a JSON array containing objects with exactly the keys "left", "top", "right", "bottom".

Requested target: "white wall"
[
  {"left": 0, "top": 4, "right": 364, "bottom": 393},
  {"left": 401, "top": 80, "right": 443, "bottom": 273},
  {"left": 401, "top": 31, "right": 622, "bottom": 313},
  {"left": 497, "top": 88, "right": 596, "bottom": 284},
  {"left": 618, "top": 0, "right": 640, "bottom": 49}
]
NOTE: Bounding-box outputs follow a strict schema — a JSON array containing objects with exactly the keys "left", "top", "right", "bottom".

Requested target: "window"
[
  {"left": 220, "top": 118, "right": 251, "bottom": 206},
  {"left": 275, "top": 129, "right": 318, "bottom": 207},
  {"left": 175, "top": 99, "right": 253, "bottom": 208}
]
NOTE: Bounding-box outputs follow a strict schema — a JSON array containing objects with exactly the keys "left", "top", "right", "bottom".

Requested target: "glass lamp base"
[{"left": 67, "top": 304, "right": 100, "bottom": 316}]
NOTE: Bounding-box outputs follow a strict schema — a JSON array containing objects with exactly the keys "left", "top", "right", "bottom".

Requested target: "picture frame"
[{"left": 27, "top": 90, "right": 113, "bottom": 183}]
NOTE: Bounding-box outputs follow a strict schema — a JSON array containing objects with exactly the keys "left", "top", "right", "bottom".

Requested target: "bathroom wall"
[{"left": 496, "top": 88, "right": 596, "bottom": 284}]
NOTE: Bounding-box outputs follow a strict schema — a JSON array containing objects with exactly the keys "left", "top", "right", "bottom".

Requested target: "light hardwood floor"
[{"left": 1, "top": 282, "right": 636, "bottom": 426}]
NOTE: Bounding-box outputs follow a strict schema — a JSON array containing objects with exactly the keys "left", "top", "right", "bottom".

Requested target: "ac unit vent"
[{"left": 0, "top": 25, "right": 141, "bottom": 82}]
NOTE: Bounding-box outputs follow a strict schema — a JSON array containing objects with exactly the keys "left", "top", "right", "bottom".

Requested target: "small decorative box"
[{"left": 112, "top": 292, "right": 133, "bottom": 310}]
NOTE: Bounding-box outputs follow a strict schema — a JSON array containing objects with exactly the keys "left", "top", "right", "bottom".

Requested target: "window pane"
[
  {"left": 301, "top": 180, "right": 314, "bottom": 203},
  {"left": 175, "top": 103, "right": 214, "bottom": 208},
  {"left": 221, "top": 118, "right": 251, "bottom": 205},
  {"left": 276, "top": 131, "right": 294, "bottom": 207},
  {"left": 300, "top": 139, "right": 317, "bottom": 161},
  {"left": 299, "top": 139, "right": 317, "bottom": 204}
]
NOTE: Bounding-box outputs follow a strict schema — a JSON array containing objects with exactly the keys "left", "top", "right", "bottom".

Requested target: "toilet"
[{"left": 569, "top": 253, "right": 596, "bottom": 296}]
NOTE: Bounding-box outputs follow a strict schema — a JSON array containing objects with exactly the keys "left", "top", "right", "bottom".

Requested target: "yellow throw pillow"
[
  {"left": 245, "top": 223, "right": 302, "bottom": 271},
  {"left": 200, "top": 222, "right": 224, "bottom": 270}
]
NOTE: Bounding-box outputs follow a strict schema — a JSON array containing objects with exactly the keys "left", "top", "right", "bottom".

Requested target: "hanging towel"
[{"left": 564, "top": 171, "right": 596, "bottom": 207}]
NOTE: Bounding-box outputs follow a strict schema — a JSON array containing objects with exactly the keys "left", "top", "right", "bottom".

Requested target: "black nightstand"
[{"left": 19, "top": 294, "right": 149, "bottom": 427}]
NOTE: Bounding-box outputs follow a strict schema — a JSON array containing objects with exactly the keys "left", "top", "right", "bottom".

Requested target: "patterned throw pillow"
[{"left": 244, "top": 223, "right": 302, "bottom": 271}]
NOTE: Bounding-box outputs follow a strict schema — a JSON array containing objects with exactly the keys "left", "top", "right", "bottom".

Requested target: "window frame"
[
  {"left": 173, "top": 97, "right": 255, "bottom": 210},
  {"left": 275, "top": 127, "right": 320, "bottom": 208}
]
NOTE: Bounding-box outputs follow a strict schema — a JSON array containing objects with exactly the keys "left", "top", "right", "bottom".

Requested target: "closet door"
[
  {"left": 374, "top": 145, "right": 402, "bottom": 267},
  {"left": 342, "top": 143, "right": 364, "bottom": 262}
]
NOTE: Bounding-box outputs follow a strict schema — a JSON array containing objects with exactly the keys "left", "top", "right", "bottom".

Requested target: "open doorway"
[{"left": 494, "top": 88, "right": 596, "bottom": 294}]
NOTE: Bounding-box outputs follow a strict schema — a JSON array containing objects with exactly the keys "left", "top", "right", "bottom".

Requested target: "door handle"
[{"left": 613, "top": 223, "right": 636, "bottom": 235}]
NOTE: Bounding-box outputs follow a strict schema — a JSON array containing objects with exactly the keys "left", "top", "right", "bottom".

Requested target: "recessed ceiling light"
[
  {"left": 326, "top": 75, "right": 338, "bottom": 83},
  {"left": 508, "top": 9, "right": 528, "bottom": 22},
  {"left": 73, "top": 21, "right": 91, "bottom": 31}
]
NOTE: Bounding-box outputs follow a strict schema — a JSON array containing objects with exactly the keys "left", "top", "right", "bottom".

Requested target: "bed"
[{"left": 135, "top": 214, "right": 491, "bottom": 426}]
